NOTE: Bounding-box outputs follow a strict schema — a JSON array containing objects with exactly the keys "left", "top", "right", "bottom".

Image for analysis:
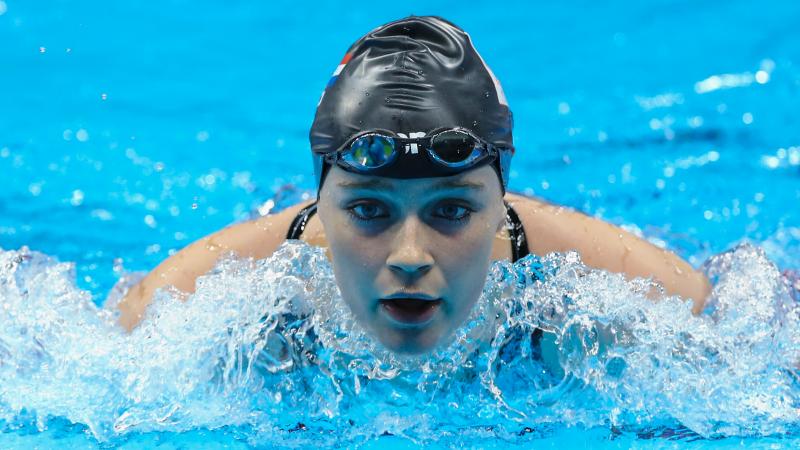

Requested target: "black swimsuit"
[{"left": 286, "top": 200, "right": 530, "bottom": 263}]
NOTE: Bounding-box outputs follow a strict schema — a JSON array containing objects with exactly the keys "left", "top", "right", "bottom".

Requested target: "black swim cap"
[{"left": 309, "top": 16, "right": 514, "bottom": 194}]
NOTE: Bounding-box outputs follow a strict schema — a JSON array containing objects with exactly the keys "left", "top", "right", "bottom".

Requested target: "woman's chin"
[{"left": 375, "top": 325, "right": 447, "bottom": 355}]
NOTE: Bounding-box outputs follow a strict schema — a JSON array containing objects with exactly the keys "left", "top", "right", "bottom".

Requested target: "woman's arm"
[
  {"left": 507, "top": 194, "right": 710, "bottom": 313},
  {"left": 116, "top": 200, "right": 315, "bottom": 331}
]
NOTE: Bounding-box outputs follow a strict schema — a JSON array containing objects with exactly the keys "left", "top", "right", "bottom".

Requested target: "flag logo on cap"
[{"left": 318, "top": 52, "right": 354, "bottom": 106}]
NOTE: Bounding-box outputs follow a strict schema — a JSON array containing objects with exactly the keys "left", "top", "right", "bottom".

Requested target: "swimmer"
[{"left": 117, "top": 16, "right": 710, "bottom": 355}]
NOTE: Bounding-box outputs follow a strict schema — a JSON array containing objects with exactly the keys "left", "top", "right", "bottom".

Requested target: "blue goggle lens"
[{"left": 342, "top": 135, "right": 396, "bottom": 169}]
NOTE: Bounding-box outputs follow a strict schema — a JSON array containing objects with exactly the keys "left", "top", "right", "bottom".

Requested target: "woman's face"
[{"left": 317, "top": 165, "right": 507, "bottom": 354}]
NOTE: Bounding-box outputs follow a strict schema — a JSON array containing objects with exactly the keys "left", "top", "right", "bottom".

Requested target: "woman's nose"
[{"left": 386, "top": 217, "right": 434, "bottom": 276}]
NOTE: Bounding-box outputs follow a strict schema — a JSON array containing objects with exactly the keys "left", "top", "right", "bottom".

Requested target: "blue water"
[{"left": 1, "top": 0, "right": 799, "bottom": 448}]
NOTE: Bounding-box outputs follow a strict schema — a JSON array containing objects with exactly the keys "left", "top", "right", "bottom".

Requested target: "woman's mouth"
[{"left": 379, "top": 297, "right": 442, "bottom": 327}]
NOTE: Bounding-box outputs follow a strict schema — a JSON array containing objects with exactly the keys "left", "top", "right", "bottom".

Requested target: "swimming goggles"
[{"left": 314, "top": 127, "right": 513, "bottom": 189}]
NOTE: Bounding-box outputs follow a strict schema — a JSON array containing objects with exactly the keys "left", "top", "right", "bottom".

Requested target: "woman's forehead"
[{"left": 326, "top": 165, "right": 499, "bottom": 195}]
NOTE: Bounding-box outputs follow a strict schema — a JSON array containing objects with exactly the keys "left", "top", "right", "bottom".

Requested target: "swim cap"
[{"left": 309, "top": 16, "right": 514, "bottom": 194}]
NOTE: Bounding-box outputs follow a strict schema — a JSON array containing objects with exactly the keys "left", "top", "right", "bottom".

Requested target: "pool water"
[{"left": 1, "top": 0, "right": 799, "bottom": 448}]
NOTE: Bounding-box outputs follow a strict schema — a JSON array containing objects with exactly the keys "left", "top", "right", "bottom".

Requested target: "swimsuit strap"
[
  {"left": 504, "top": 200, "right": 530, "bottom": 263},
  {"left": 286, "top": 201, "right": 318, "bottom": 240},
  {"left": 285, "top": 200, "right": 530, "bottom": 264}
]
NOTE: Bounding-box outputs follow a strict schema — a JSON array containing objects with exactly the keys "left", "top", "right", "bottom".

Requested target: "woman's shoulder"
[
  {"left": 240, "top": 199, "right": 319, "bottom": 255},
  {"left": 187, "top": 199, "right": 320, "bottom": 265},
  {"left": 501, "top": 191, "right": 586, "bottom": 257},
  {"left": 504, "top": 191, "right": 567, "bottom": 215},
  {"left": 252, "top": 199, "right": 317, "bottom": 233}
]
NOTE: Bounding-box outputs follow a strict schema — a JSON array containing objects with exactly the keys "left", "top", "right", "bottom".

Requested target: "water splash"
[{"left": 0, "top": 241, "right": 798, "bottom": 446}]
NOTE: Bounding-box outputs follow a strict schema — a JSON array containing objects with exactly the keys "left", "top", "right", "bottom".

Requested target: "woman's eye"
[
  {"left": 435, "top": 204, "right": 471, "bottom": 222},
  {"left": 347, "top": 203, "right": 388, "bottom": 222}
]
